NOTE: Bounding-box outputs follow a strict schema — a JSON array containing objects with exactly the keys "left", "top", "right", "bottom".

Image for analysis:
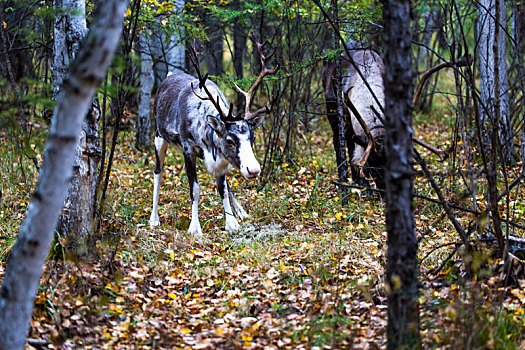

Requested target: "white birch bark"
[
  {"left": 477, "top": 0, "right": 512, "bottom": 158},
  {"left": 52, "top": 0, "right": 101, "bottom": 257},
  {"left": 52, "top": 0, "right": 88, "bottom": 99},
  {"left": 0, "top": 1, "right": 127, "bottom": 348},
  {"left": 513, "top": 3, "right": 525, "bottom": 168},
  {"left": 136, "top": 31, "right": 153, "bottom": 150},
  {"left": 166, "top": 0, "right": 185, "bottom": 73}
]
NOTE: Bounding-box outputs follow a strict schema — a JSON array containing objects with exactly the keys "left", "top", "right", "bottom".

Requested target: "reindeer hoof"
[
  {"left": 225, "top": 218, "right": 241, "bottom": 232},
  {"left": 149, "top": 215, "right": 160, "bottom": 228},
  {"left": 188, "top": 223, "right": 203, "bottom": 237},
  {"left": 234, "top": 208, "right": 250, "bottom": 221}
]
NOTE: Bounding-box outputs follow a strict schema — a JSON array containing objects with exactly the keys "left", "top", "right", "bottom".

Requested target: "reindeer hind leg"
[{"left": 352, "top": 145, "right": 373, "bottom": 195}]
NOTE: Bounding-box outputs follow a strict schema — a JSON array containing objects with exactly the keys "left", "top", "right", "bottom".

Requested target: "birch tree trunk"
[
  {"left": 414, "top": 8, "right": 438, "bottom": 112},
  {"left": 136, "top": 31, "right": 153, "bottom": 150},
  {"left": 477, "top": 0, "right": 512, "bottom": 161},
  {"left": 381, "top": 0, "right": 421, "bottom": 348},
  {"left": 0, "top": 1, "right": 126, "bottom": 348},
  {"left": 52, "top": 0, "right": 102, "bottom": 258},
  {"left": 150, "top": 0, "right": 185, "bottom": 84},
  {"left": 166, "top": 0, "right": 185, "bottom": 73},
  {"left": 513, "top": 2, "right": 525, "bottom": 169}
]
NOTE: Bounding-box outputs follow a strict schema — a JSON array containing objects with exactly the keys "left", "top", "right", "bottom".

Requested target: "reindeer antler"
[
  {"left": 188, "top": 39, "right": 235, "bottom": 122},
  {"left": 233, "top": 32, "right": 279, "bottom": 121}
]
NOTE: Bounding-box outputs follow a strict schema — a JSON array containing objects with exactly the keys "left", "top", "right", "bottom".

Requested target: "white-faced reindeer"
[{"left": 149, "top": 38, "right": 278, "bottom": 236}]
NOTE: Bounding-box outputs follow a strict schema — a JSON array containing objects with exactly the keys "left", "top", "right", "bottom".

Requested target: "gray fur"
[
  {"left": 150, "top": 71, "right": 261, "bottom": 235},
  {"left": 155, "top": 72, "right": 256, "bottom": 173},
  {"left": 343, "top": 49, "right": 385, "bottom": 166},
  {"left": 322, "top": 47, "right": 386, "bottom": 191}
]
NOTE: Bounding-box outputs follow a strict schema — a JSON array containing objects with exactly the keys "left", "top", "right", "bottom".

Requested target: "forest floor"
[{"left": 1, "top": 112, "right": 525, "bottom": 349}]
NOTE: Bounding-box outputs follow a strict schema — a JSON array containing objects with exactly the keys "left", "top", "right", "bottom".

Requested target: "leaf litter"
[{"left": 1, "top": 116, "right": 524, "bottom": 349}]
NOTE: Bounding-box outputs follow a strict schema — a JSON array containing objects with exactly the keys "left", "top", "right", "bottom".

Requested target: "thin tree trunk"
[
  {"left": 233, "top": 0, "right": 246, "bottom": 114},
  {"left": 381, "top": 0, "right": 421, "bottom": 348},
  {"left": 136, "top": 31, "right": 153, "bottom": 150},
  {"left": 52, "top": 0, "right": 101, "bottom": 259},
  {"left": 0, "top": 1, "right": 34, "bottom": 84},
  {"left": 166, "top": 0, "right": 185, "bottom": 73},
  {"left": 477, "top": 0, "right": 512, "bottom": 160},
  {"left": 487, "top": 0, "right": 505, "bottom": 251},
  {"left": 415, "top": 8, "right": 438, "bottom": 112},
  {"left": 0, "top": 1, "right": 126, "bottom": 348},
  {"left": 205, "top": 31, "right": 224, "bottom": 76},
  {"left": 330, "top": 0, "right": 348, "bottom": 204},
  {"left": 515, "top": 2, "right": 525, "bottom": 171}
]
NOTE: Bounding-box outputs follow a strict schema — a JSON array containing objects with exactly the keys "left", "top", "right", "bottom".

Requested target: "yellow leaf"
[
  {"left": 193, "top": 249, "right": 204, "bottom": 257},
  {"left": 167, "top": 293, "right": 177, "bottom": 299},
  {"left": 103, "top": 327, "right": 111, "bottom": 339},
  {"left": 335, "top": 212, "right": 343, "bottom": 221},
  {"left": 180, "top": 327, "right": 191, "bottom": 335},
  {"left": 118, "top": 317, "right": 131, "bottom": 331},
  {"left": 125, "top": 8, "right": 131, "bottom": 16},
  {"left": 280, "top": 261, "right": 286, "bottom": 272},
  {"left": 214, "top": 326, "right": 224, "bottom": 336},
  {"left": 164, "top": 248, "right": 175, "bottom": 260},
  {"left": 2, "top": 22, "right": 6, "bottom": 29}
]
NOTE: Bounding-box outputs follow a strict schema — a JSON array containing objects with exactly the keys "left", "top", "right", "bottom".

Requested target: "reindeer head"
[
  {"left": 189, "top": 34, "right": 278, "bottom": 181},
  {"left": 206, "top": 114, "right": 264, "bottom": 180}
]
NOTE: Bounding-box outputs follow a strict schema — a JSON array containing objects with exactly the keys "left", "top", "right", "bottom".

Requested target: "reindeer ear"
[
  {"left": 207, "top": 115, "right": 225, "bottom": 135},
  {"left": 247, "top": 115, "right": 265, "bottom": 130}
]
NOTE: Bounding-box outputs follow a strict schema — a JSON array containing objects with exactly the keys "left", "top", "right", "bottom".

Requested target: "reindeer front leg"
[
  {"left": 184, "top": 153, "right": 202, "bottom": 237},
  {"left": 216, "top": 175, "right": 241, "bottom": 231},
  {"left": 150, "top": 136, "right": 168, "bottom": 227},
  {"left": 227, "top": 183, "right": 250, "bottom": 220}
]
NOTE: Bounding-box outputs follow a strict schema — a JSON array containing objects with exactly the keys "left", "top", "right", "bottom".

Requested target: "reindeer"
[
  {"left": 149, "top": 38, "right": 278, "bottom": 236},
  {"left": 322, "top": 43, "right": 387, "bottom": 191},
  {"left": 323, "top": 43, "right": 454, "bottom": 193}
]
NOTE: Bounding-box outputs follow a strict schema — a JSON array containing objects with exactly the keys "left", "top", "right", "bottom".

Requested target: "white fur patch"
[
  {"left": 188, "top": 182, "right": 202, "bottom": 236},
  {"left": 238, "top": 136, "right": 261, "bottom": 180},
  {"left": 149, "top": 172, "right": 163, "bottom": 227},
  {"left": 203, "top": 150, "right": 232, "bottom": 177}
]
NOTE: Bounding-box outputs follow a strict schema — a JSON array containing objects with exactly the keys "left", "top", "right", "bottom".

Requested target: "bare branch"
[
  {"left": 234, "top": 31, "right": 279, "bottom": 120},
  {"left": 413, "top": 137, "right": 453, "bottom": 162},
  {"left": 412, "top": 54, "right": 473, "bottom": 107},
  {"left": 188, "top": 40, "right": 232, "bottom": 121}
]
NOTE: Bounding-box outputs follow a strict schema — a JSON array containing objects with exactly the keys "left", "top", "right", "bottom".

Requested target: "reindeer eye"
[{"left": 226, "top": 137, "right": 237, "bottom": 148}]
